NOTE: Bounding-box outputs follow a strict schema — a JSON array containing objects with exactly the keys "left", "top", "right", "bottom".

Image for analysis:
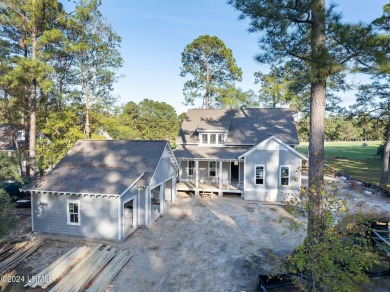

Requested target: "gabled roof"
[
  {"left": 23, "top": 140, "right": 177, "bottom": 195},
  {"left": 238, "top": 136, "right": 308, "bottom": 160},
  {"left": 176, "top": 108, "right": 299, "bottom": 146},
  {"left": 197, "top": 118, "right": 231, "bottom": 132}
]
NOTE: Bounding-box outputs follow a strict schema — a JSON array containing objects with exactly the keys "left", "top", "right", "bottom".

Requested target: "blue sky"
[{"left": 84, "top": 1, "right": 387, "bottom": 114}]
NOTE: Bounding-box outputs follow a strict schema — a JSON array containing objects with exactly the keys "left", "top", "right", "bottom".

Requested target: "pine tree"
[{"left": 180, "top": 35, "right": 242, "bottom": 109}]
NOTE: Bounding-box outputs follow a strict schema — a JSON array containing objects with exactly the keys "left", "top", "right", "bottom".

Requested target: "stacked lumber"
[
  {"left": 86, "top": 251, "right": 132, "bottom": 292},
  {"left": 25, "top": 246, "right": 92, "bottom": 288},
  {"left": 0, "top": 238, "right": 44, "bottom": 275},
  {"left": 26, "top": 244, "right": 132, "bottom": 291}
]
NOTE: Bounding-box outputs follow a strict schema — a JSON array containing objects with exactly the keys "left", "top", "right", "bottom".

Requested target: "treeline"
[
  {"left": 0, "top": 0, "right": 123, "bottom": 178},
  {"left": 7, "top": 99, "right": 184, "bottom": 175},
  {"left": 298, "top": 114, "right": 386, "bottom": 142},
  {"left": 99, "top": 99, "right": 185, "bottom": 142}
]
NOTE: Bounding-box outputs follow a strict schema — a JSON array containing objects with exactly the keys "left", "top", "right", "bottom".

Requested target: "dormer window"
[
  {"left": 218, "top": 134, "right": 224, "bottom": 144},
  {"left": 202, "top": 134, "right": 208, "bottom": 144},
  {"left": 199, "top": 132, "right": 226, "bottom": 146},
  {"left": 210, "top": 134, "right": 216, "bottom": 144}
]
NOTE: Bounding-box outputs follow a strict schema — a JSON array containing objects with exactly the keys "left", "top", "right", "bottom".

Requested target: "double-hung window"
[
  {"left": 209, "top": 161, "right": 216, "bottom": 177},
  {"left": 210, "top": 134, "right": 216, "bottom": 144},
  {"left": 67, "top": 200, "right": 80, "bottom": 225},
  {"left": 188, "top": 160, "right": 195, "bottom": 176},
  {"left": 280, "top": 166, "right": 290, "bottom": 186},
  {"left": 200, "top": 133, "right": 226, "bottom": 145},
  {"left": 202, "top": 134, "right": 208, "bottom": 144},
  {"left": 255, "top": 165, "right": 265, "bottom": 185},
  {"left": 218, "top": 134, "right": 224, "bottom": 144}
]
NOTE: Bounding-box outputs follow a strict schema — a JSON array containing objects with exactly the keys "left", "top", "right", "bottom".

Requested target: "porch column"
[
  {"left": 195, "top": 160, "right": 199, "bottom": 188},
  {"left": 219, "top": 161, "right": 223, "bottom": 189},
  {"left": 159, "top": 183, "right": 164, "bottom": 213},
  {"left": 218, "top": 161, "right": 224, "bottom": 197},
  {"left": 172, "top": 178, "right": 177, "bottom": 203}
]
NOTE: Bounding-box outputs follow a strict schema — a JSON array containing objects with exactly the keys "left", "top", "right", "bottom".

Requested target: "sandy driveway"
[{"left": 108, "top": 192, "right": 305, "bottom": 291}]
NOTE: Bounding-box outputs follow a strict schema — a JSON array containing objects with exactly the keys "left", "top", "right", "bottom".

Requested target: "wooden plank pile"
[
  {"left": 371, "top": 228, "right": 390, "bottom": 257},
  {"left": 0, "top": 237, "right": 44, "bottom": 275},
  {"left": 25, "top": 244, "right": 132, "bottom": 291}
]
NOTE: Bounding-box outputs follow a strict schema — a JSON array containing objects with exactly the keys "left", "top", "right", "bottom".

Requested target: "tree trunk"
[
  {"left": 83, "top": 78, "right": 91, "bottom": 138},
  {"left": 3, "top": 95, "right": 24, "bottom": 175},
  {"left": 379, "top": 117, "right": 390, "bottom": 188},
  {"left": 307, "top": 0, "right": 327, "bottom": 290},
  {"left": 205, "top": 62, "right": 210, "bottom": 109},
  {"left": 27, "top": 30, "right": 38, "bottom": 179}
]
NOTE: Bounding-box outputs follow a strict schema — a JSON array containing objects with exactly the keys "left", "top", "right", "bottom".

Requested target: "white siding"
[{"left": 244, "top": 149, "right": 301, "bottom": 201}]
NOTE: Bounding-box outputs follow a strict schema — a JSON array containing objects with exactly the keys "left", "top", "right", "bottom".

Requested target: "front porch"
[
  {"left": 177, "top": 181, "right": 243, "bottom": 196},
  {"left": 177, "top": 158, "right": 244, "bottom": 196}
]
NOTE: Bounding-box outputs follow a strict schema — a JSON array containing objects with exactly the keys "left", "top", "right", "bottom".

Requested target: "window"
[
  {"left": 280, "top": 166, "right": 290, "bottom": 186},
  {"left": 200, "top": 133, "right": 226, "bottom": 145},
  {"left": 218, "top": 134, "right": 225, "bottom": 144},
  {"left": 255, "top": 165, "right": 265, "bottom": 185},
  {"left": 209, "top": 161, "right": 216, "bottom": 176},
  {"left": 67, "top": 200, "right": 80, "bottom": 225},
  {"left": 202, "top": 134, "right": 208, "bottom": 144},
  {"left": 17, "top": 130, "right": 25, "bottom": 141},
  {"left": 189, "top": 160, "right": 195, "bottom": 176},
  {"left": 210, "top": 134, "right": 216, "bottom": 144}
]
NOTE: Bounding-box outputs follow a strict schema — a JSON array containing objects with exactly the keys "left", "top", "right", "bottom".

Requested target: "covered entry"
[
  {"left": 123, "top": 197, "right": 137, "bottom": 238},
  {"left": 165, "top": 178, "right": 175, "bottom": 203},
  {"left": 150, "top": 184, "right": 161, "bottom": 221},
  {"left": 231, "top": 162, "right": 239, "bottom": 183}
]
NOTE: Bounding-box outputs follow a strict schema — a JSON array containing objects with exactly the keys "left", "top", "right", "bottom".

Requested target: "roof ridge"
[
  {"left": 187, "top": 107, "right": 290, "bottom": 111},
  {"left": 77, "top": 139, "right": 168, "bottom": 143}
]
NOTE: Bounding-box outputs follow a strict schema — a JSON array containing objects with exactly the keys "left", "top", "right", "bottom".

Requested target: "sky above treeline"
[{"left": 65, "top": 1, "right": 388, "bottom": 114}]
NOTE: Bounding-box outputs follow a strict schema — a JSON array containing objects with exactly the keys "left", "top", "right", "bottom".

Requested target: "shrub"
[{"left": 0, "top": 189, "right": 16, "bottom": 242}]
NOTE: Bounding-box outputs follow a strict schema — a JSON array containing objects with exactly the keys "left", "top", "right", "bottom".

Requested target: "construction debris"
[
  {"left": 371, "top": 220, "right": 390, "bottom": 257},
  {"left": 25, "top": 244, "right": 132, "bottom": 291},
  {"left": 0, "top": 238, "right": 44, "bottom": 276}
]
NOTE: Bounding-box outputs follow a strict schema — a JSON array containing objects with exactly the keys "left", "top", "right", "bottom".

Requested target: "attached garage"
[{"left": 22, "top": 140, "right": 180, "bottom": 241}]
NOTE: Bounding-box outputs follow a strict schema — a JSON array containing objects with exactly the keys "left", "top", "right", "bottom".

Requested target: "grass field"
[{"left": 296, "top": 141, "right": 389, "bottom": 190}]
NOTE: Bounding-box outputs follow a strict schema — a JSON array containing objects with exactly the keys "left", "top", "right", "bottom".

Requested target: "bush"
[
  {"left": 0, "top": 189, "right": 16, "bottom": 241},
  {"left": 283, "top": 185, "right": 378, "bottom": 291}
]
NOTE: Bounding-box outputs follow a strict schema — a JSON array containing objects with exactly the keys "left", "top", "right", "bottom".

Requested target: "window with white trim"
[
  {"left": 209, "top": 161, "right": 216, "bottom": 177},
  {"left": 280, "top": 166, "right": 290, "bottom": 186},
  {"left": 67, "top": 200, "right": 80, "bottom": 225},
  {"left": 218, "top": 134, "right": 225, "bottom": 144},
  {"left": 255, "top": 165, "right": 265, "bottom": 185},
  {"left": 210, "top": 134, "right": 216, "bottom": 144},
  {"left": 188, "top": 160, "right": 195, "bottom": 176},
  {"left": 202, "top": 134, "right": 208, "bottom": 144},
  {"left": 17, "top": 130, "right": 25, "bottom": 141},
  {"left": 199, "top": 133, "right": 226, "bottom": 145}
]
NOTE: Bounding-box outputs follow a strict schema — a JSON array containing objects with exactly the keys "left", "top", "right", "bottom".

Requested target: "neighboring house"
[
  {"left": 22, "top": 140, "right": 180, "bottom": 241},
  {"left": 1, "top": 126, "right": 48, "bottom": 174},
  {"left": 174, "top": 108, "right": 307, "bottom": 201},
  {"left": 0, "top": 126, "right": 26, "bottom": 152}
]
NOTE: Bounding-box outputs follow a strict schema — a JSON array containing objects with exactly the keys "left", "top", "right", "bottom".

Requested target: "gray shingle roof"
[
  {"left": 176, "top": 108, "right": 299, "bottom": 146},
  {"left": 23, "top": 140, "right": 169, "bottom": 195},
  {"left": 174, "top": 146, "right": 250, "bottom": 160}
]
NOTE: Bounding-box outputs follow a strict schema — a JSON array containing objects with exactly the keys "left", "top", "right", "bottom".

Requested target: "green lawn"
[{"left": 296, "top": 141, "right": 389, "bottom": 190}]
